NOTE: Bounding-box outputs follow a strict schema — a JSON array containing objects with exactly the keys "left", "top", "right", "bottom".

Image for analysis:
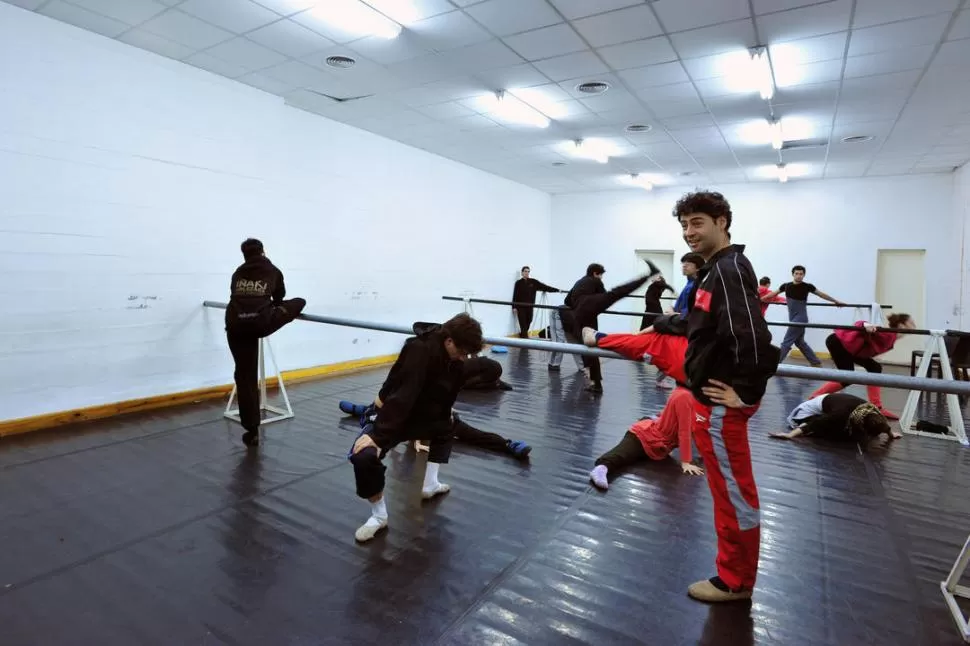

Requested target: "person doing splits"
[
  {"left": 772, "top": 392, "right": 901, "bottom": 445},
  {"left": 808, "top": 314, "right": 915, "bottom": 420},
  {"left": 225, "top": 238, "right": 306, "bottom": 447},
  {"left": 347, "top": 314, "right": 484, "bottom": 543}
]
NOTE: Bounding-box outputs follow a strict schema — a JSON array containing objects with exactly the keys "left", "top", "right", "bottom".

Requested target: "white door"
[
  {"left": 633, "top": 250, "right": 676, "bottom": 332},
  {"left": 875, "top": 249, "right": 926, "bottom": 365}
]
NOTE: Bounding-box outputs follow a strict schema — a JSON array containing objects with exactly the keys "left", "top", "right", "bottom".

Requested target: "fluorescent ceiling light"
[
  {"left": 308, "top": 0, "right": 402, "bottom": 39},
  {"left": 776, "top": 163, "right": 789, "bottom": 183},
  {"left": 754, "top": 162, "right": 809, "bottom": 182},
  {"left": 624, "top": 173, "right": 654, "bottom": 190},
  {"left": 507, "top": 88, "right": 570, "bottom": 120},
  {"left": 737, "top": 116, "right": 814, "bottom": 148},
  {"left": 361, "top": 0, "right": 422, "bottom": 25},
  {"left": 715, "top": 47, "right": 775, "bottom": 99},
  {"left": 479, "top": 91, "right": 550, "bottom": 128},
  {"left": 568, "top": 139, "right": 612, "bottom": 163}
]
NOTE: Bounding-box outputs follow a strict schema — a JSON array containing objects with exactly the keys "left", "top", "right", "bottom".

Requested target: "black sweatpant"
[
  {"left": 516, "top": 306, "right": 534, "bottom": 338},
  {"left": 226, "top": 298, "right": 306, "bottom": 432},
  {"left": 461, "top": 356, "right": 502, "bottom": 390},
  {"left": 825, "top": 334, "right": 882, "bottom": 376},
  {"left": 453, "top": 417, "right": 510, "bottom": 453},
  {"left": 350, "top": 423, "right": 455, "bottom": 500},
  {"left": 594, "top": 431, "right": 647, "bottom": 471}
]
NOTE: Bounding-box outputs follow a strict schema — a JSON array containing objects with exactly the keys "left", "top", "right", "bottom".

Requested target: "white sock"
[
  {"left": 590, "top": 465, "right": 609, "bottom": 490},
  {"left": 371, "top": 497, "right": 387, "bottom": 521},
  {"left": 423, "top": 462, "right": 440, "bottom": 491}
]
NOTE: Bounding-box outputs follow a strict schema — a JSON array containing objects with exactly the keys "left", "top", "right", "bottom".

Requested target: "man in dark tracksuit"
[
  {"left": 564, "top": 261, "right": 660, "bottom": 393},
  {"left": 225, "top": 238, "right": 306, "bottom": 447},
  {"left": 511, "top": 266, "right": 560, "bottom": 338},
  {"left": 672, "top": 191, "right": 779, "bottom": 603},
  {"left": 348, "top": 313, "right": 484, "bottom": 543}
]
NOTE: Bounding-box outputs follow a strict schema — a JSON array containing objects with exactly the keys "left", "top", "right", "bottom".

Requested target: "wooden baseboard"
[{"left": 0, "top": 353, "right": 399, "bottom": 438}]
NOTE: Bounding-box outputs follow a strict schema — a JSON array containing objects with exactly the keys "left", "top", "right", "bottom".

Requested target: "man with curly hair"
[{"left": 672, "top": 191, "right": 780, "bottom": 603}]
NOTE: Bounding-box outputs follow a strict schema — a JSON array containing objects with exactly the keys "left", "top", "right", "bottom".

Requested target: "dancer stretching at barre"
[
  {"left": 772, "top": 392, "right": 901, "bottom": 445},
  {"left": 347, "top": 313, "right": 483, "bottom": 543},
  {"left": 808, "top": 313, "right": 915, "bottom": 420}
]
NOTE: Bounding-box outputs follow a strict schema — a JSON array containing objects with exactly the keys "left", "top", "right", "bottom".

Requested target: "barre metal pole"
[
  {"left": 616, "top": 295, "right": 892, "bottom": 308},
  {"left": 204, "top": 301, "right": 970, "bottom": 396},
  {"left": 442, "top": 296, "right": 966, "bottom": 337}
]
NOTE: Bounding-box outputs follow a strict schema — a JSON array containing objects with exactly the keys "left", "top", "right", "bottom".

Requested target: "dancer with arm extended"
[{"left": 761, "top": 265, "right": 844, "bottom": 366}]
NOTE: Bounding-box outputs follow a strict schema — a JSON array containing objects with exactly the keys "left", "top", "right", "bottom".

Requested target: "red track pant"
[
  {"left": 596, "top": 332, "right": 688, "bottom": 384},
  {"left": 690, "top": 397, "right": 761, "bottom": 591}
]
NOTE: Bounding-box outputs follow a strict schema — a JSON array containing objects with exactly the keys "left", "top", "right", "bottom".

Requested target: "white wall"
[
  {"left": 551, "top": 175, "right": 960, "bottom": 351},
  {"left": 0, "top": 4, "right": 551, "bottom": 423},
  {"left": 957, "top": 163, "right": 970, "bottom": 330}
]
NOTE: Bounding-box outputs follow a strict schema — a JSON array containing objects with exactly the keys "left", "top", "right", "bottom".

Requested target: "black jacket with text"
[
  {"left": 226, "top": 256, "right": 286, "bottom": 328},
  {"left": 372, "top": 322, "right": 465, "bottom": 447},
  {"left": 684, "top": 244, "right": 780, "bottom": 407}
]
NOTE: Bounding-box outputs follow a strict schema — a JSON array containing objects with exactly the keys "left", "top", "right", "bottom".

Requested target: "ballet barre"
[{"left": 442, "top": 296, "right": 966, "bottom": 337}]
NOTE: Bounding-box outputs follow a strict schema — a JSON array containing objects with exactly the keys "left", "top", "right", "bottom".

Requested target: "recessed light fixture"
[
  {"left": 576, "top": 81, "right": 610, "bottom": 95},
  {"left": 625, "top": 124, "right": 652, "bottom": 133},
  {"left": 841, "top": 135, "right": 874, "bottom": 143},
  {"left": 326, "top": 55, "right": 357, "bottom": 69}
]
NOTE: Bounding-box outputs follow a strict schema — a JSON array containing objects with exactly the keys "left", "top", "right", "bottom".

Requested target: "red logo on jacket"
[{"left": 694, "top": 288, "right": 712, "bottom": 312}]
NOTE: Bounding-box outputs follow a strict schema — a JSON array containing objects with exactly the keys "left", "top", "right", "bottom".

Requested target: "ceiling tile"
[
  {"left": 651, "top": 0, "right": 750, "bottom": 32},
  {"left": 346, "top": 31, "right": 435, "bottom": 65},
  {"left": 775, "top": 59, "right": 844, "bottom": 88},
  {"left": 513, "top": 82, "right": 574, "bottom": 103},
  {"left": 668, "top": 19, "right": 756, "bottom": 60},
  {"left": 838, "top": 70, "right": 920, "bottom": 100},
  {"left": 772, "top": 80, "right": 840, "bottom": 104},
  {"left": 848, "top": 14, "right": 950, "bottom": 57},
  {"left": 118, "top": 28, "right": 196, "bottom": 59},
  {"left": 823, "top": 162, "right": 869, "bottom": 177},
  {"left": 464, "top": 0, "right": 562, "bottom": 36},
  {"left": 246, "top": 18, "right": 335, "bottom": 58},
  {"left": 184, "top": 51, "right": 251, "bottom": 78},
  {"left": 547, "top": 0, "right": 645, "bottom": 20},
  {"left": 533, "top": 50, "right": 609, "bottom": 81},
  {"left": 751, "top": 0, "right": 831, "bottom": 14},
  {"left": 205, "top": 36, "right": 289, "bottom": 71},
  {"left": 617, "top": 61, "right": 690, "bottom": 89},
  {"left": 756, "top": 0, "right": 851, "bottom": 43},
  {"left": 769, "top": 32, "right": 847, "bottom": 66},
  {"left": 474, "top": 63, "right": 551, "bottom": 89},
  {"left": 934, "top": 39, "right": 970, "bottom": 67},
  {"left": 178, "top": 0, "right": 280, "bottom": 34},
  {"left": 440, "top": 39, "right": 524, "bottom": 75},
  {"left": 392, "top": 9, "right": 492, "bottom": 50},
  {"left": 140, "top": 9, "right": 235, "bottom": 49},
  {"left": 37, "top": 1, "right": 128, "bottom": 38},
  {"left": 705, "top": 94, "right": 771, "bottom": 124},
  {"left": 2, "top": 0, "right": 46, "bottom": 8},
  {"left": 664, "top": 114, "right": 717, "bottom": 130},
  {"left": 383, "top": 52, "right": 461, "bottom": 85},
  {"left": 571, "top": 5, "right": 663, "bottom": 48},
  {"left": 502, "top": 24, "right": 587, "bottom": 60},
  {"left": 853, "top": 0, "right": 959, "bottom": 29},
  {"left": 260, "top": 58, "right": 334, "bottom": 87},
  {"left": 66, "top": 0, "right": 168, "bottom": 25},
  {"left": 831, "top": 120, "right": 896, "bottom": 140},
  {"left": 578, "top": 89, "right": 641, "bottom": 112},
  {"left": 597, "top": 36, "right": 678, "bottom": 71},
  {"left": 250, "top": 0, "right": 319, "bottom": 15},
  {"left": 843, "top": 45, "right": 935, "bottom": 78},
  {"left": 645, "top": 97, "right": 707, "bottom": 117},
  {"left": 635, "top": 81, "right": 700, "bottom": 102},
  {"left": 448, "top": 114, "right": 502, "bottom": 131},
  {"left": 949, "top": 10, "right": 970, "bottom": 40},
  {"left": 364, "top": 0, "right": 456, "bottom": 23}
]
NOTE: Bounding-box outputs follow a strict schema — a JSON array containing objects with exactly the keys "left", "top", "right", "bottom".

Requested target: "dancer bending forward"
[{"left": 773, "top": 392, "right": 901, "bottom": 446}]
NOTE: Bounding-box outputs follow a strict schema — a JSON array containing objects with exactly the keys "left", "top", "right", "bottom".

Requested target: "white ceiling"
[{"left": 6, "top": 0, "right": 970, "bottom": 193}]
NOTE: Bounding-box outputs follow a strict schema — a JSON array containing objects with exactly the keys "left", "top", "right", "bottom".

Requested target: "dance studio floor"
[{"left": 2, "top": 350, "right": 970, "bottom": 645}]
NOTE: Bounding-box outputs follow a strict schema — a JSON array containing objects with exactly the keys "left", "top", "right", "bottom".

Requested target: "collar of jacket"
[{"left": 702, "top": 243, "right": 745, "bottom": 269}]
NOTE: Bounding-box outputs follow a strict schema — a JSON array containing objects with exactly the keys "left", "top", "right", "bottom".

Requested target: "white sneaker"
[
  {"left": 354, "top": 515, "right": 388, "bottom": 542},
  {"left": 421, "top": 482, "right": 451, "bottom": 499},
  {"left": 582, "top": 327, "right": 598, "bottom": 347}
]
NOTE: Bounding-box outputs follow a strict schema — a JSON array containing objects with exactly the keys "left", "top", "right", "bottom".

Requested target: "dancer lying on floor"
[
  {"left": 582, "top": 317, "right": 705, "bottom": 488},
  {"left": 771, "top": 391, "right": 901, "bottom": 445}
]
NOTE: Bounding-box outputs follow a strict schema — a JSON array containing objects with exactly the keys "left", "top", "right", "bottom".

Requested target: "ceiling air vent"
[
  {"left": 781, "top": 138, "right": 829, "bottom": 150},
  {"left": 326, "top": 55, "right": 356, "bottom": 69},
  {"left": 552, "top": 162, "right": 567, "bottom": 167},
  {"left": 576, "top": 81, "right": 610, "bottom": 95},
  {"left": 625, "top": 124, "right": 652, "bottom": 133},
  {"left": 841, "top": 135, "right": 874, "bottom": 143}
]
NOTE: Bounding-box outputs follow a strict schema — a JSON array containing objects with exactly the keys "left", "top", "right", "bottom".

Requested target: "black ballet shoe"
[{"left": 242, "top": 431, "right": 260, "bottom": 447}]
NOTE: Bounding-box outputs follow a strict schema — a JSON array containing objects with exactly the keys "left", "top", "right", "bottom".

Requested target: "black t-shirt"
[{"left": 779, "top": 281, "right": 816, "bottom": 301}]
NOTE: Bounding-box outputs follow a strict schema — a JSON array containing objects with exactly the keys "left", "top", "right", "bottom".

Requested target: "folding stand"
[
  {"left": 942, "top": 534, "right": 970, "bottom": 643},
  {"left": 224, "top": 337, "right": 294, "bottom": 426},
  {"left": 899, "top": 331, "right": 968, "bottom": 445}
]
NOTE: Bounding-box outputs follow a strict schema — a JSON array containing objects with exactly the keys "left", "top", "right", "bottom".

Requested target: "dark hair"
[
  {"left": 672, "top": 191, "right": 732, "bottom": 233},
  {"left": 241, "top": 238, "right": 264, "bottom": 260},
  {"left": 442, "top": 313, "right": 483, "bottom": 355},
  {"left": 586, "top": 263, "right": 605, "bottom": 276},
  {"left": 521, "top": 266, "right": 530, "bottom": 272},
  {"left": 680, "top": 252, "right": 704, "bottom": 268},
  {"left": 792, "top": 265, "right": 806, "bottom": 274},
  {"left": 887, "top": 313, "right": 911, "bottom": 328},
  {"left": 759, "top": 276, "right": 771, "bottom": 286},
  {"left": 862, "top": 413, "right": 891, "bottom": 440}
]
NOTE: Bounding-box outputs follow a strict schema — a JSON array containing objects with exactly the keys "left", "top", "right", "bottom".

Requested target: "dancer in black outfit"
[
  {"left": 511, "top": 266, "right": 560, "bottom": 338},
  {"left": 225, "top": 238, "right": 306, "bottom": 447},
  {"left": 772, "top": 392, "right": 901, "bottom": 446}
]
